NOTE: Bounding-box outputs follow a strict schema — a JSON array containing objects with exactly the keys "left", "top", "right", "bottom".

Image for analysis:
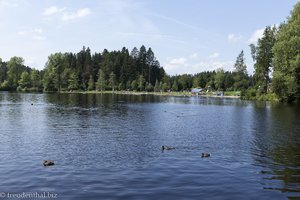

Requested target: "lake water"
[{"left": 0, "top": 92, "right": 299, "bottom": 200}]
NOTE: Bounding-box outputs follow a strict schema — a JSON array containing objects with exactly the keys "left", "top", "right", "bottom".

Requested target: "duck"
[
  {"left": 43, "top": 160, "right": 55, "bottom": 166},
  {"left": 162, "top": 145, "right": 175, "bottom": 150},
  {"left": 201, "top": 152, "right": 210, "bottom": 157}
]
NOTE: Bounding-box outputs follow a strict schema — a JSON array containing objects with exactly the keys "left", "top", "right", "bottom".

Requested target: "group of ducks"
[
  {"left": 43, "top": 146, "right": 210, "bottom": 166},
  {"left": 161, "top": 145, "right": 210, "bottom": 157}
]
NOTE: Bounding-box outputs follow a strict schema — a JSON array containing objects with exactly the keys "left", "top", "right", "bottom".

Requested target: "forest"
[
  {"left": 0, "top": 46, "right": 251, "bottom": 93},
  {"left": 0, "top": 2, "right": 299, "bottom": 102}
]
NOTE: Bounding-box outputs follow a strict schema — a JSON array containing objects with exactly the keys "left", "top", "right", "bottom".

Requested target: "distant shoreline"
[{"left": 60, "top": 90, "right": 241, "bottom": 99}]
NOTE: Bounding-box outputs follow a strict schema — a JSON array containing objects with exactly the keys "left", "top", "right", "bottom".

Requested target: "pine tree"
[
  {"left": 109, "top": 72, "right": 116, "bottom": 91},
  {"left": 251, "top": 26, "right": 277, "bottom": 94},
  {"left": 138, "top": 75, "right": 145, "bottom": 91},
  {"left": 172, "top": 80, "right": 178, "bottom": 91},
  {"left": 68, "top": 71, "right": 79, "bottom": 90},
  {"left": 96, "top": 69, "right": 106, "bottom": 91},
  {"left": 233, "top": 50, "right": 248, "bottom": 90},
  {"left": 88, "top": 75, "right": 95, "bottom": 91},
  {"left": 154, "top": 80, "right": 160, "bottom": 92}
]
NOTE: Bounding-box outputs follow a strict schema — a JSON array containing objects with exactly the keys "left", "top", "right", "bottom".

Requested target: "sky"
[{"left": 0, "top": 0, "right": 298, "bottom": 75}]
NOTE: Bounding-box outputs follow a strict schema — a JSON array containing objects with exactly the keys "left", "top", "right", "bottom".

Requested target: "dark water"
[{"left": 0, "top": 92, "right": 299, "bottom": 200}]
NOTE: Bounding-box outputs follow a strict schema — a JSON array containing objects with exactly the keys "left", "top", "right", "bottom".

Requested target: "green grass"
[{"left": 224, "top": 91, "right": 241, "bottom": 96}]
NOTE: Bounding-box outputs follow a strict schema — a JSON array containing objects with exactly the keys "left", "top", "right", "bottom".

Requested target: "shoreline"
[{"left": 60, "top": 90, "right": 241, "bottom": 99}]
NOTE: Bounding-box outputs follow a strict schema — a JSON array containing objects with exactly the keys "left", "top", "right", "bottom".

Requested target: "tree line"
[
  {"left": 0, "top": 45, "right": 251, "bottom": 93},
  {"left": 0, "top": 47, "right": 259, "bottom": 94}
]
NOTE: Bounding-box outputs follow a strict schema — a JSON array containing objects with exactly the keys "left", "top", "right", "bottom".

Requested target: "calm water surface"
[{"left": 0, "top": 92, "right": 299, "bottom": 199}]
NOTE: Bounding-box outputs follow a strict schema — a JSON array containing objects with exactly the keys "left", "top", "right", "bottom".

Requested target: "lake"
[{"left": 0, "top": 92, "right": 299, "bottom": 199}]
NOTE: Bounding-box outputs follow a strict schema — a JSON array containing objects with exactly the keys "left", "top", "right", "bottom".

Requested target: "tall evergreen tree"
[
  {"left": 233, "top": 50, "right": 248, "bottom": 90},
  {"left": 109, "top": 72, "right": 116, "bottom": 91},
  {"left": 138, "top": 75, "right": 145, "bottom": 91},
  {"left": 68, "top": 71, "right": 79, "bottom": 90},
  {"left": 88, "top": 75, "right": 95, "bottom": 91},
  {"left": 96, "top": 69, "right": 106, "bottom": 91},
  {"left": 251, "top": 26, "right": 277, "bottom": 94}
]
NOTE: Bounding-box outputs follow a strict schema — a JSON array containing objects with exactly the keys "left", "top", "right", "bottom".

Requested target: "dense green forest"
[
  {"left": 0, "top": 45, "right": 251, "bottom": 93},
  {"left": 0, "top": 2, "right": 299, "bottom": 102}
]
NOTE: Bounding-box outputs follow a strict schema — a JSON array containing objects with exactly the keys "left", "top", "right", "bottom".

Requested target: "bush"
[
  {"left": 241, "top": 88, "right": 279, "bottom": 101},
  {"left": 0, "top": 80, "right": 11, "bottom": 91},
  {"left": 241, "top": 88, "right": 257, "bottom": 100}
]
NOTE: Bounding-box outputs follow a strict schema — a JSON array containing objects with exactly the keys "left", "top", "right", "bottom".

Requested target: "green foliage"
[
  {"left": 30, "top": 69, "right": 41, "bottom": 90},
  {"left": 161, "top": 82, "right": 169, "bottom": 92},
  {"left": 241, "top": 88, "right": 257, "bottom": 100},
  {"left": 44, "top": 53, "right": 65, "bottom": 91},
  {"left": 43, "top": 68, "right": 56, "bottom": 91},
  {"left": 0, "top": 58, "right": 7, "bottom": 84},
  {"left": 88, "top": 75, "right": 95, "bottom": 91},
  {"left": 131, "top": 80, "right": 138, "bottom": 91},
  {"left": 118, "top": 82, "right": 125, "bottom": 91},
  {"left": 109, "top": 72, "right": 116, "bottom": 91},
  {"left": 178, "top": 74, "right": 193, "bottom": 90},
  {"left": 154, "top": 80, "right": 160, "bottom": 92},
  {"left": 18, "top": 71, "right": 31, "bottom": 88},
  {"left": 251, "top": 26, "right": 277, "bottom": 94},
  {"left": 7, "top": 57, "right": 25, "bottom": 89},
  {"left": 234, "top": 50, "right": 247, "bottom": 75},
  {"left": 68, "top": 72, "right": 79, "bottom": 90},
  {"left": 233, "top": 51, "right": 249, "bottom": 90},
  {"left": 96, "top": 69, "right": 106, "bottom": 91},
  {"left": 241, "top": 88, "right": 279, "bottom": 101},
  {"left": 138, "top": 75, "right": 145, "bottom": 91},
  {"left": 192, "top": 77, "right": 200, "bottom": 88},
  {"left": 214, "top": 68, "right": 225, "bottom": 90},
  {"left": 272, "top": 2, "right": 300, "bottom": 102},
  {"left": 171, "top": 80, "right": 178, "bottom": 91},
  {"left": 145, "top": 83, "right": 153, "bottom": 92},
  {"left": 0, "top": 80, "right": 10, "bottom": 91}
]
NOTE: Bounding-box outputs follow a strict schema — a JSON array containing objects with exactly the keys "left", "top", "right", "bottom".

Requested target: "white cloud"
[
  {"left": 17, "top": 31, "right": 27, "bottom": 36},
  {"left": 189, "top": 53, "right": 199, "bottom": 59},
  {"left": 228, "top": 34, "right": 243, "bottom": 43},
  {"left": 0, "top": 0, "right": 18, "bottom": 7},
  {"left": 32, "top": 36, "right": 46, "bottom": 41},
  {"left": 43, "top": 6, "right": 65, "bottom": 16},
  {"left": 164, "top": 56, "right": 233, "bottom": 75},
  {"left": 248, "top": 28, "right": 264, "bottom": 44},
  {"left": 17, "top": 28, "right": 43, "bottom": 36},
  {"left": 169, "top": 57, "right": 187, "bottom": 65},
  {"left": 209, "top": 52, "right": 219, "bottom": 59},
  {"left": 62, "top": 8, "right": 91, "bottom": 21},
  {"left": 17, "top": 28, "right": 46, "bottom": 41},
  {"left": 34, "top": 28, "right": 43, "bottom": 33}
]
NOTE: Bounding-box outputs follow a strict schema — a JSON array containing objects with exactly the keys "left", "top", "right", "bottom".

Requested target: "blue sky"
[{"left": 0, "top": 0, "right": 298, "bottom": 75}]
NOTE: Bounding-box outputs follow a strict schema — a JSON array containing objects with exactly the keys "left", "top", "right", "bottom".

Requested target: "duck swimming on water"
[
  {"left": 201, "top": 152, "right": 210, "bottom": 157},
  {"left": 43, "top": 160, "right": 55, "bottom": 166},
  {"left": 162, "top": 145, "right": 175, "bottom": 150}
]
